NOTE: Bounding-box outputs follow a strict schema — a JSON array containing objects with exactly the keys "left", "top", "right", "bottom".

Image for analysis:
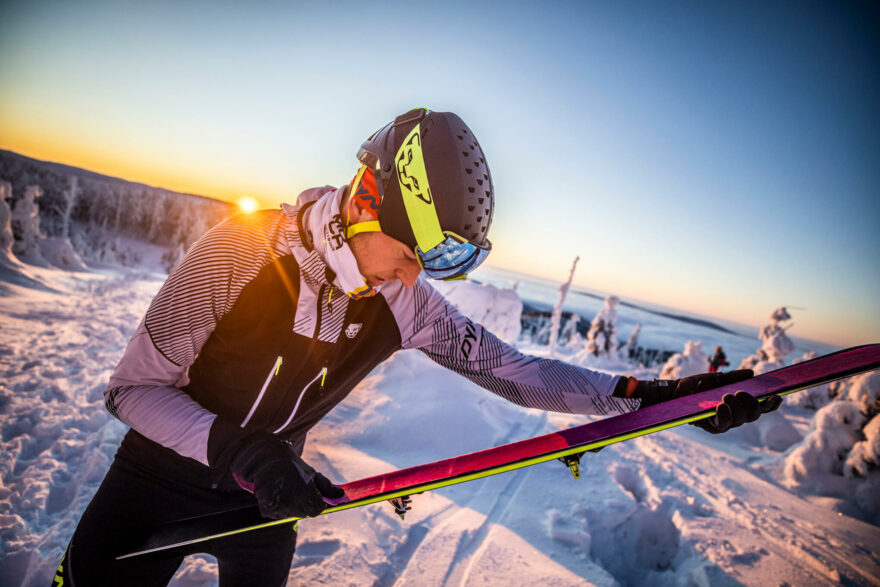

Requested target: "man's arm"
[
  {"left": 395, "top": 280, "right": 640, "bottom": 417},
  {"left": 104, "top": 211, "right": 289, "bottom": 465}
]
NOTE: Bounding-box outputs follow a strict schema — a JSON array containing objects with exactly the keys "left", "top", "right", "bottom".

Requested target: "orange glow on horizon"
[{"left": 0, "top": 127, "right": 276, "bottom": 209}]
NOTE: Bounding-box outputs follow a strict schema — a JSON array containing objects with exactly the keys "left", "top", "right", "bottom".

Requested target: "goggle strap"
[{"left": 394, "top": 123, "right": 446, "bottom": 253}]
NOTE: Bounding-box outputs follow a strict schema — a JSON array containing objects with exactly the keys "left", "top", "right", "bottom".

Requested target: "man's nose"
[{"left": 397, "top": 261, "right": 422, "bottom": 287}]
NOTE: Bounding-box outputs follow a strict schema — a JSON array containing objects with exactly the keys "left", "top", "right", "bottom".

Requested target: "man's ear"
[{"left": 346, "top": 193, "right": 374, "bottom": 225}]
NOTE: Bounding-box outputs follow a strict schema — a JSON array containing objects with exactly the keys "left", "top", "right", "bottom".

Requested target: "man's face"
[{"left": 348, "top": 230, "right": 422, "bottom": 288}]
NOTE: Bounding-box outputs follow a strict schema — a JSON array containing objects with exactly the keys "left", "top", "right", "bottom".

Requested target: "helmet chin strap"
[{"left": 346, "top": 220, "right": 381, "bottom": 239}]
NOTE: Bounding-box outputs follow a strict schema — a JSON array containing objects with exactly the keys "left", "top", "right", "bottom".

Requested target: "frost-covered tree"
[
  {"left": 11, "top": 185, "right": 49, "bottom": 267},
  {"left": 782, "top": 370, "right": 880, "bottom": 523},
  {"left": 0, "top": 180, "right": 14, "bottom": 256},
  {"left": 659, "top": 340, "right": 708, "bottom": 379},
  {"left": 739, "top": 307, "right": 796, "bottom": 374},
  {"left": 559, "top": 314, "right": 581, "bottom": 350},
  {"left": 624, "top": 323, "right": 641, "bottom": 360},
  {"left": 584, "top": 295, "right": 620, "bottom": 360},
  {"left": 548, "top": 256, "right": 578, "bottom": 357}
]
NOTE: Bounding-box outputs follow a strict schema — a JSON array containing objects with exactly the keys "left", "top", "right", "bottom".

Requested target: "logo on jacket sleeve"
[{"left": 345, "top": 323, "right": 363, "bottom": 338}]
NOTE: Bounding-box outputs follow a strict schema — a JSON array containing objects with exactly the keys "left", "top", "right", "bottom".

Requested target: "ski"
[{"left": 118, "top": 344, "right": 880, "bottom": 560}]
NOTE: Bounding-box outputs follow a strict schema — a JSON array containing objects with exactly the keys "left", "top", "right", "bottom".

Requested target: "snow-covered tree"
[
  {"left": 0, "top": 180, "right": 14, "bottom": 256},
  {"left": 782, "top": 370, "right": 880, "bottom": 523},
  {"left": 659, "top": 340, "right": 708, "bottom": 379},
  {"left": 624, "top": 323, "right": 641, "bottom": 360},
  {"left": 548, "top": 257, "right": 579, "bottom": 358},
  {"left": 739, "top": 306, "right": 796, "bottom": 374},
  {"left": 581, "top": 295, "right": 621, "bottom": 360},
  {"left": 11, "top": 185, "right": 50, "bottom": 267},
  {"left": 559, "top": 314, "right": 582, "bottom": 350}
]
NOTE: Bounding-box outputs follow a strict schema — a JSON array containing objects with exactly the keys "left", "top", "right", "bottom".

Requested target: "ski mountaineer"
[
  {"left": 709, "top": 346, "right": 731, "bottom": 373},
  {"left": 54, "top": 108, "right": 780, "bottom": 586}
]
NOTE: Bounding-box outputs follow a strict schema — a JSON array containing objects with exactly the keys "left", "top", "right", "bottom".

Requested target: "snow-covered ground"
[{"left": 1, "top": 263, "right": 879, "bottom": 586}]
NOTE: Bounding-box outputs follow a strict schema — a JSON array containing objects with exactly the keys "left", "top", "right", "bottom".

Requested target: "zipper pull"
[
  {"left": 319, "top": 366, "right": 328, "bottom": 391},
  {"left": 274, "top": 356, "right": 283, "bottom": 376},
  {"left": 327, "top": 287, "right": 333, "bottom": 313}
]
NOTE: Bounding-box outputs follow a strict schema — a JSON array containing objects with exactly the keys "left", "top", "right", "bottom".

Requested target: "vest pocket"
[
  {"left": 240, "top": 356, "right": 283, "bottom": 427},
  {"left": 273, "top": 366, "right": 327, "bottom": 434}
]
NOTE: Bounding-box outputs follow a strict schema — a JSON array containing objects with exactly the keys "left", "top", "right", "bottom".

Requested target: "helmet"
[{"left": 355, "top": 108, "right": 494, "bottom": 278}]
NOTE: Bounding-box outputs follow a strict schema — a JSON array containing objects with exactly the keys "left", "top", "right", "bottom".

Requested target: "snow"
[
  {"left": 2, "top": 257, "right": 880, "bottom": 585},
  {"left": 432, "top": 279, "right": 522, "bottom": 344}
]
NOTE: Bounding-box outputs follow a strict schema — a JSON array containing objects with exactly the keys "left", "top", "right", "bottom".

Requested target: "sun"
[{"left": 237, "top": 196, "right": 259, "bottom": 213}]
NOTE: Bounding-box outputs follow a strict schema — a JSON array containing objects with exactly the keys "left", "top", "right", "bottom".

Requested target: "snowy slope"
[{"left": 1, "top": 266, "right": 878, "bottom": 586}]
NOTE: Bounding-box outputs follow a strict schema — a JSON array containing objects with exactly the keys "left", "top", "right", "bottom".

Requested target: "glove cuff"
[{"left": 612, "top": 376, "right": 639, "bottom": 399}]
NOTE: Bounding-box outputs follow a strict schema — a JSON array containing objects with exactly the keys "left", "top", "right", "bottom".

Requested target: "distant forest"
[{"left": 0, "top": 150, "right": 235, "bottom": 270}]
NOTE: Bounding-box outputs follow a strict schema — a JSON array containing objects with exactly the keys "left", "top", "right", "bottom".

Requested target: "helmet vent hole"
[
  {"left": 462, "top": 151, "right": 469, "bottom": 156},
  {"left": 474, "top": 161, "right": 480, "bottom": 167},
  {"left": 486, "top": 190, "right": 491, "bottom": 197},
  {"left": 468, "top": 205, "right": 475, "bottom": 212},
  {"left": 477, "top": 179, "right": 483, "bottom": 186},
  {"left": 476, "top": 216, "right": 483, "bottom": 222},
  {"left": 478, "top": 197, "right": 484, "bottom": 204},
  {"left": 468, "top": 187, "right": 476, "bottom": 193},
  {"left": 457, "top": 134, "right": 464, "bottom": 140},
  {"left": 465, "top": 168, "right": 472, "bottom": 174},
  {"left": 464, "top": 223, "right": 472, "bottom": 230}
]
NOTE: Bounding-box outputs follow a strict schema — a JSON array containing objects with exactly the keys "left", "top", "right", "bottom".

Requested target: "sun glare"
[{"left": 237, "top": 196, "right": 259, "bottom": 213}]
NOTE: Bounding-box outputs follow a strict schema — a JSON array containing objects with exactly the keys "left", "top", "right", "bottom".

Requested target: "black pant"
[{"left": 54, "top": 430, "right": 297, "bottom": 586}]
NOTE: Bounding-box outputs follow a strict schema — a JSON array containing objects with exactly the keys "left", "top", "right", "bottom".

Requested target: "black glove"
[
  {"left": 228, "top": 433, "right": 345, "bottom": 519},
  {"left": 693, "top": 391, "right": 783, "bottom": 434},
  {"left": 208, "top": 420, "right": 345, "bottom": 520},
  {"left": 614, "top": 370, "right": 782, "bottom": 434}
]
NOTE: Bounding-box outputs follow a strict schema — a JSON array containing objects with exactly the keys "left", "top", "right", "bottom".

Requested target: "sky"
[{"left": 1, "top": 0, "right": 878, "bottom": 348}]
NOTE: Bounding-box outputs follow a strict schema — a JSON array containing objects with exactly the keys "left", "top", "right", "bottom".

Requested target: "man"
[{"left": 56, "top": 108, "right": 777, "bottom": 585}]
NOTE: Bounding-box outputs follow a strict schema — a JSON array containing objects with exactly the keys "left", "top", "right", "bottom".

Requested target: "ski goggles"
[{"left": 416, "top": 232, "right": 492, "bottom": 280}]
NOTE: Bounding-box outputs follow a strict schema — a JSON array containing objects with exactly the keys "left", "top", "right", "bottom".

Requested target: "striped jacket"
[{"left": 105, "top": 188, "right": 636, "bottom": 467}]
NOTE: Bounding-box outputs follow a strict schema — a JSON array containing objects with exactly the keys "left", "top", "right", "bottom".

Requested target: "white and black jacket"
[{"left": 105, "top": 187, "right": 637, "bottom": 467}]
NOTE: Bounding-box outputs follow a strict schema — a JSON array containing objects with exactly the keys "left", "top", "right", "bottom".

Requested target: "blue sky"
[{"left": 1, "top": 0, "right": 878, "bottom": 346}]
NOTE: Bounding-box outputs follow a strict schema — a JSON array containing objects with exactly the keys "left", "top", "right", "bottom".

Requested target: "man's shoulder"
[{"left": 200, "top": 209, "right": 290, "bottom": 248}]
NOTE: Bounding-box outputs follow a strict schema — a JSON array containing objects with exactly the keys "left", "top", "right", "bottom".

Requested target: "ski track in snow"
[{"left": 1, "top": 268, "right": 879, "bottom": 586}]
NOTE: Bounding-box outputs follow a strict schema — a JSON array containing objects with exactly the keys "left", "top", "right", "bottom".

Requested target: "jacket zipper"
[
  {"left": 273, "top": 366, "right": 327, "bottom": 434},
  {"left": 272, "top": 283, "right": 334, "bottom": 434},
  {"left": 240, "top": 356, "right": 283, "bottom": 427}
]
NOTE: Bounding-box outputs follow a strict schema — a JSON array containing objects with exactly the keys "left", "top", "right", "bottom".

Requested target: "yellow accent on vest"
[
  {"left": 394, "top": 123, "right": 444, "bottom": 253},
  {"left": 345, "top": 220, "right": 382, "bottom": 239}
]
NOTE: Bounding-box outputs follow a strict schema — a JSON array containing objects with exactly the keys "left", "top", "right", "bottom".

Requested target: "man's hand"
[
  {"left": 614, "top": 370, "right": 782, "bottom": 434},
  {"left": 223, "top": 432, "right": 345, "bottom": 520}
]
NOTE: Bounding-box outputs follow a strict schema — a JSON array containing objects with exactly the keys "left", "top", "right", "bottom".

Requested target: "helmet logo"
[{"left": 396, "top": 133, "right": 432, "bottom": 204}]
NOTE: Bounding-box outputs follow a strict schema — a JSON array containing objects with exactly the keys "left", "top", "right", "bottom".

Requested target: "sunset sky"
[{"left": 1, "top": 1, "right": 877, "bottom": 347}]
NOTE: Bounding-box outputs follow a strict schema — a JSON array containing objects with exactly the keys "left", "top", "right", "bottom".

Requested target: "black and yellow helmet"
[{"left": 356, "top": 108, "right": 494, "bottom": 278}]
